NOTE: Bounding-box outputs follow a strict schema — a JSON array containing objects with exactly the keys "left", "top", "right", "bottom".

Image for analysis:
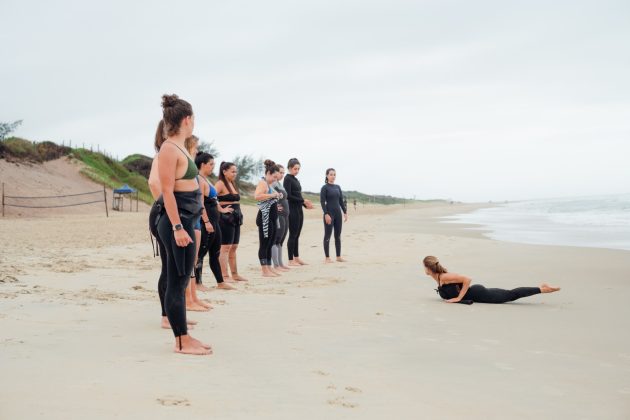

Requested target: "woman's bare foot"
[
  {"left": 189, "top": 335, "right": 213, "bottom": 350},
  {"left": 280, "top": 265, "right": 291, "bottom": 270},
  {"left": 187, "top": 319, "right": 198, "bottom": 325},
  {"left": 269, "top": 267, "right": 282, "bottom": 276},
  {"left": 217, "top": 282, "right": 235, "bottom": 290},
  {"left": 174, "top": 335, "right": 212, "bottom": 355},
  {"left": 197, "top": 283, "right": 212, "bottom": 292},
  {"left": 232, "top": 274, "right": 248, "bottom": 282},
  {"left": 324, "top": 257, "right": 333, "bottom": 264},
  {"left": 295, "top": 257, "right": 308, "bottom": 265},
  {"left": 540, "top": 283, "right": 561, "bottom": 293},
  {"left": 261, "top": 266, "right": 277, "bottom": 277},
  {"left": 288, "top": 260, "right": 301, "bottom": 267},
  {"left": 195, "top": 299, "right": 213, "bottom": 310},
  {"left": 274, "top": 266, "right": 290, "bottom": 272},
  {"left": 186, "top": 302, "right": 210, "bottom": 312},
  {"left": 336, "top": 257, "right": 347, "bottom": 262}
]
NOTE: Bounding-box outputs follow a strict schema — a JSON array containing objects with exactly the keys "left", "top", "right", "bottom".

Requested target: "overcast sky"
[{"left": 2, "top": 0, "right": 629, "bottom": 201}]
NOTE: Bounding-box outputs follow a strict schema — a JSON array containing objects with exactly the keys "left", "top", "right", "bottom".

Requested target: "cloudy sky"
[{"left": 2, "top": 0, "right": 629, "bottom": 201}]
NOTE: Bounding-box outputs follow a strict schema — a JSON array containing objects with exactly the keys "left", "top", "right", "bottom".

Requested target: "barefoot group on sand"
[{"left": 148, "top": 94, "right": 561, "bottom": 356}]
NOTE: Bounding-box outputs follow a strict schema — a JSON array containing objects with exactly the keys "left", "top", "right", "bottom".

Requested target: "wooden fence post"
[
  {"left": 2, "top": 182, "right": 4, "bottom": 217},
  {"left": 103, "top": 185, "right": 109, "bottom": 217}
]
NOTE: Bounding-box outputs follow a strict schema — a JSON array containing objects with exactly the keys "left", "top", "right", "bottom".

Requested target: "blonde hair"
[
  {"left": 423, "top": 256, "right": 448, "bottom": 274},
  {"left": 184, "top": 135, "right": 199, "bottom": 155}
]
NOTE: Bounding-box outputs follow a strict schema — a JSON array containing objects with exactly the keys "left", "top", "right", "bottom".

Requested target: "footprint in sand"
[
  {"left": 328, "top": 396, "right": 357, "bottom": 409},
  {"left": 313, "top": 370, "right": 330, "bottom": 376},
  {"left": 157, "top": 396, "right": 191, "bottom": 407},
  {"left": 345, "top": 386, "right": 362, "bottom": 394}
]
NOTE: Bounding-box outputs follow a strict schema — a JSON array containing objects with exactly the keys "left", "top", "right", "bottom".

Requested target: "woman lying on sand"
[{"left": 422, "top": 256, "right": 560, "bottom": 305}]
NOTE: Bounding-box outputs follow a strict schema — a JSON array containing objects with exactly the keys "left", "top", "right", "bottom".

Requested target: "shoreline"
[{"left": 1, "top": 202, "right": 629, "bottom": 419}]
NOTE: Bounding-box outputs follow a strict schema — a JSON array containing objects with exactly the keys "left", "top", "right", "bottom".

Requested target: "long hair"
[
  {"left": 423, "top": 256, "right": 448, "bottom": 274},
  {"left": 154, "top": 120, "right": 165, "bottom": 152},
  {"left": 219, "top": 161, "right": 237, "bottom": 194}
]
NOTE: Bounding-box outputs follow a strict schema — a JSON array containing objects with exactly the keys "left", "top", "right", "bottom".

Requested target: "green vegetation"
[
  {"left": 72, "top": 149, "right": 153, "bottom": 204},
  {"left": 122, "top": 154, "right": 153, "bottom": 178},
  {"left": 0, "top": 137, "right": 71, "bottom": 162}
]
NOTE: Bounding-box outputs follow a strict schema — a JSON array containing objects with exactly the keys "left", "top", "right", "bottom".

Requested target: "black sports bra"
[{"left": 218, "top": 193, "right": 240, "bottom": 202}]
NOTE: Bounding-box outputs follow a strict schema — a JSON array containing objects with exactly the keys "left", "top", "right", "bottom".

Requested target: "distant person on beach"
[
  {"left": 194, "top": 151, "right": 234, "bottom": 291},
  {"left": 353, "top": 199, "right": 357, "bottom": 212},
  {"left": 216, "top": 162, "right": 247, "bottom": 281},
  {"left": 283, "top": 158, "right": 314, "bottom": 266},
  {"left": 320, "top": 168, "right": 348, "bottom": 263},
  {"left": 148, "top": 120, "right": 197, "bottom": 331},
  {"left": 255, "top": 160, "right": 282, "bottom": 277},
  {"left": 184, "top": 135, "right": 211, "bottom": 312},
  {"left": 422, "top": 256, "right": 560, "bottom": 304},
  {"left": 271, "top": 164, "right": 290, "bottom": 271},
  {"left": 152, "top": 94, "right": 211, "bottom": 355}
]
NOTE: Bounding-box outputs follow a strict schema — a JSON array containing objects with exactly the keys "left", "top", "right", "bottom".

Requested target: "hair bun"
[
  {"left": 264, "top": 159, "right": 275, "bottom": 167},
  {"left": 161, "top": 94, "right": 180, "bottom": 109}
]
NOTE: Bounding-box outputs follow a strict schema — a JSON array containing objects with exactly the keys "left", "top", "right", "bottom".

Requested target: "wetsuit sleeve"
[
  {"left": 284, "top": 177, "right": 304, "bottom": 203},
  {"left": 320, "top": 185, "right": 328, "bottom": 214},
  {"left": 338, "top": 186, "right": 347, "bottom": 214}
]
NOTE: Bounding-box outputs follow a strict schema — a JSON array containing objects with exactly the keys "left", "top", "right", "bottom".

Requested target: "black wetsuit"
[
  {"left": 218, "top": 192, "right": 242, "bottom": 245},
  {"left": 195, "top": 180, "right": 224, "bottom": 285},
  {"left": 153, "top": 190, "right": 202, "bottom": 336},
  {"left": 284, "top": 174, "right": 305, "bottom": 260},
  {"left": 149, "top": 202, "right": 168, "bottom": 317},
  {"left": 437, "top": 280, "right": 541, "bottom": 304},
  {"left": 320, "top": 183, "right": 347, "bottom": 258}
]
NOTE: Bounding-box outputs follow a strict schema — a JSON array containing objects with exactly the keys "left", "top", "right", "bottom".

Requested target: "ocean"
[{"left": 443, "top": 194, "right": 630, "bottom": 251}]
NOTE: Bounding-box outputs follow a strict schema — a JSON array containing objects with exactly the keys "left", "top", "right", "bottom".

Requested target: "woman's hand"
[
  {"left": 446, "top": 297, "right": 462, "bottom": 303},
  {"left": 278, "top": 204, "right": 284, "bottom": 213},
  {"left": 174, "top": 229, "right": 193, "bottom": 247},
  {"left": 344, "top": 213, "right": 348, "bottom": 222},
  {"left": 304, "top": 199, "right": 314, "bottom": 209},
  {"left": 204, "top": 221, "right": 214, "bottom": 233},
  {"left": 220, "top": 205, "right": 234, "bottom": 214},
  {"left": 324, "top": 214, "right": 332, "bottom": 225}
]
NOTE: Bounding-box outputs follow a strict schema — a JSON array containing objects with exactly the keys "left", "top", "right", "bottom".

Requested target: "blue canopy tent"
[{"left": 112, "top": 184, "right": 138, "bottom": 212}]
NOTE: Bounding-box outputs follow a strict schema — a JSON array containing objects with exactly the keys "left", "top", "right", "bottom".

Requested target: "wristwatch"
[{"left": 172, "top": 223, "right": 183, "bottom": 231}]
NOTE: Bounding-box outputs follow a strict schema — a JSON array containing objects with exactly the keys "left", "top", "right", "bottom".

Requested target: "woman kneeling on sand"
[{"left": 422, "top": 256, "right": 560, "bottom": 305}]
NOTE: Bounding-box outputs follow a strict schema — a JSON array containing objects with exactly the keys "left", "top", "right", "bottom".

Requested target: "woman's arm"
[
  {"left": 158, "top": 145, "right": 192, "bottom": 247},
  {"left": 148, "top": 157, "right": 161, "bottom": 200},
  {"left": 439, "top": 273, "right": 472, "bottom": 303},
  {"left": 254, "top": 181, "right": 278, "bottom": 201},
  {"left": 320, "top": 185, "right": 327, "bottom": 214}
]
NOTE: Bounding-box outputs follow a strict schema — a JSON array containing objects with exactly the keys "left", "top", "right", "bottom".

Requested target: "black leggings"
[
  {"left": 323, "top": 211, "right": 343, "bottom": 258},
  {"left": 275, "top": 213, "right": 289, "bottom": 246},
  {"left": 257, "top": 207, "right": 278, "bottom": 265},
  {"left": 464, "top": 285, "right": 540, "bottom": 304},
  {"left": 196, "top": 213, "right": 223, "bottom": 284},
  {"left": 156, "top": 214, "right": 196, "bottom": 337},
  {"left": 287, "top": 203, "right": 304, "bottom": 260}
]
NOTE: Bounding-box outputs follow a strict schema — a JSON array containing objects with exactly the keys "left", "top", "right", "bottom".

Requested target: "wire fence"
[{"left": 1, "top": 184, "right": 108, "bottom": 217}]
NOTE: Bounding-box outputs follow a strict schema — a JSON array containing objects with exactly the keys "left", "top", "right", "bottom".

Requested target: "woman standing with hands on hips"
[
  {"left": 320, "top": 168, "right": 348, "bottom": 263},
  {"left": 283, "top": 158, "right": 314, "bottom": 266},
  {"left": 154, "top": 94, "right": 212, "bottom": 355}
]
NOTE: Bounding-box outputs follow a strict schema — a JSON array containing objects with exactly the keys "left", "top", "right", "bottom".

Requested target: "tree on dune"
[{"left": 0, "top": 120, "right": 23, "bottom": 141}]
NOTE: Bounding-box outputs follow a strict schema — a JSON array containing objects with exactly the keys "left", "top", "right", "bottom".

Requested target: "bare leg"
[
  {"left": 230, "top": 245, "right": 248, "bottom": 281},
  {"left": 220, "top": 244, "right": 233, "bottom": 281}
]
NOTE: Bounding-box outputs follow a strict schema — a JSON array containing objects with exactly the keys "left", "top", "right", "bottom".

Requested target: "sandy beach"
[{"left": 1, "top": 200, "right": 629, "bottom": 419}]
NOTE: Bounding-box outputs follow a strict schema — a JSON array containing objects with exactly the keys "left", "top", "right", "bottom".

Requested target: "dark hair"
[
  {"left": 325, "top": 168, "right": 335, "bottom": 184},
  {"left": 219, "top": 161, "right": 237, "bottom": 194},
  {"left": 161, "top": 94, "right": 193, "bottom": 137},
  {"left": 195, "top": 152, "right": 214, "bottom": 170},
  {"left": 287, "top": 158, "right": 300, "bottom": 169},
  {"left": 154, "top": 120, "right": 165, "bottom": 152},
  {"left": 264, "top": 159, "right": 279, "bottom": 175}
]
